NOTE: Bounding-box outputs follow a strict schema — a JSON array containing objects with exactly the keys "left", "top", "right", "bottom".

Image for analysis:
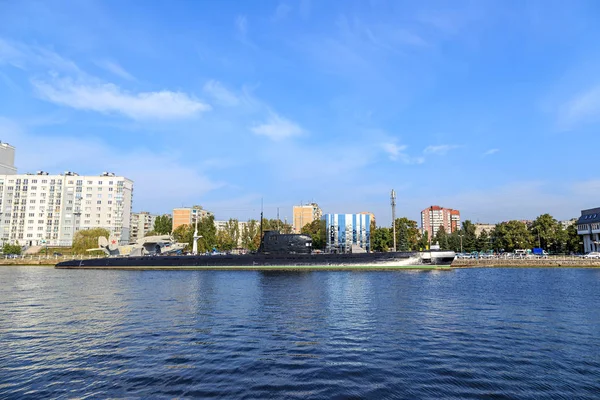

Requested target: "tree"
[
  {"left": 197, "top": 215, "right": 217, "bottom": 253},
  {"left": 530, "top": 214, "right": 562, "bottom": 252},
  {"left": 215, "top": 219, "right": 241, "bottom": 251},
  {"left": 72, "top": 228, "right": 111, "bottom": 254},
  {"left": 491, "top": 220, "right": 533, "bottom": 252},
  {"left": 242, "top": 219, "right": 260, "bottom": 251},
  {"left": 434, "top": 226, "right": 449, "bottom": 250},
  {"left": 301, "top": 219, "right": 327, "bottom": 250},
  {"left": 154, "top": 214, "right": 173, "bottom": 235},
  {"left": 476, "top": 229, "right": 491, "bottom": 252},
  {"left": 394, "top": 217, "right": 420, "bottom": 251},
  {"left": 418, "top": 230, "right": 429, "bottom": 250},
  {"left": 172, "top": 224, "right": 193, "bottom": 250},
  {"left": 565, "top": 223, "right": 583, "bottom": 254},
  {"left": 461, "top": 220, "right": 477, "bottom": 252},
  {"left": 371, "top": 227, "right": 392, "bottom": 252},
  {"left": 2, "top": 243, "right": 21, "bottom": 255}
]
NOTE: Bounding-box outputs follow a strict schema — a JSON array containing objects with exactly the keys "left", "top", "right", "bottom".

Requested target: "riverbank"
[{"left": 452, "top": 257, "right": 600, "bottom": 268}]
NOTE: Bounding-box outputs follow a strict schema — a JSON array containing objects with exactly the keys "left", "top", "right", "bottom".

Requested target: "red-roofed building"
[{"left": 421, "top": 206, "right": 461, "bottom": 240}]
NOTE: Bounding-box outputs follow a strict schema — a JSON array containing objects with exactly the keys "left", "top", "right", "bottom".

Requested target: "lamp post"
[{"left": 458, "top": 233, "right": 463, "bottom": 254}]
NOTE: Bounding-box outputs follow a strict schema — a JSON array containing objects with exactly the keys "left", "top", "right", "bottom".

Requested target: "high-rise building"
[
  {"left": 323, "top": 213, "right": 371, "bottom": 253},
  {"left": 0, "top": 171, "right": 133, "bottom": 247},
  {"left": 0, "top": 142, "right": 16, "bottom": 175},
  {"left": 292, "top": 203, "right": 322, "bottom": 233},
  {"left": 130, "top": 211, "right": 158, "bottom": 242},
  {"left": 172, "top": 205, "right": 213, "bottom": 231},
  {"left": 421, "top": 205, "right": 461, "bottom": 240}
]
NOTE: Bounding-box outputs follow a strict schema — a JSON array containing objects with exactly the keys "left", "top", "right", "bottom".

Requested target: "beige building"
[
  {"left": 474, "top": 223, "right": 496, "bottom": 236},
  {"left": 421, "top": 205, "right": 460, "bottom": 239},
  {"left": 292, "top": 203, "right": 322, "bottom": 233},
  {"left": 130, "top": 211, "right": 158, "bottom": 242},
  {"left": 0, "top": 171, "right": 133, "bottom": 246},
  {"left": 172, "top": 205, "right": 213, "bottom": 231}
]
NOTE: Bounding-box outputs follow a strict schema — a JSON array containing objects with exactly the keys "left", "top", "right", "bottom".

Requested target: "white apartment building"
[
  {"left": 214, "top": 219, "right": 248, "bottom": 247},
  {"left": 130, "top": 211, "right": 157, "bottom": 243},
  {"left": 0, "top": 142, "right": 16, "bottom": 175},
  {"left": 0, "top": 171, "right": 133, "bottom": 247}
]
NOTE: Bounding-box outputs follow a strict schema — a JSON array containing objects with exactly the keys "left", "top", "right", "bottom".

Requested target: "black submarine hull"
[{"left": 55, "top": 251, "right": 455, "bottom": 270}]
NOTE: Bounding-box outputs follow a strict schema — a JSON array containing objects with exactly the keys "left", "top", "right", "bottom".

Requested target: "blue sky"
[{"left": 1, "top": 0, "right": 599, "bottom": 225}]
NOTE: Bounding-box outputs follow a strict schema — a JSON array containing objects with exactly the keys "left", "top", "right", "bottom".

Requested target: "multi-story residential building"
[
  {"left": 292, "top": 203, "right": 322, "bottom": 233},
  {"left": 130, "top": 211, "right": 158, "bottom": 242},
  {"left": 560, "top": 218, "right": 577, "bottom": 230},
  {"left": 577, "top": 207, "right": 600, "bottom": 253},
  {"left": 421, "top": 206, "right": 461, "bottom": 239},
  {"left": 0, "top": 171, "right": 133, "bottom": 247},
  {"left": 0, "top": 142, "right": 16, "bottom": 175},
  {"left": 323, "top": 213, "right": 371, "bottom": 253},
  {"left": 172, "top": 205, "right": 213, "bottom": 231}
]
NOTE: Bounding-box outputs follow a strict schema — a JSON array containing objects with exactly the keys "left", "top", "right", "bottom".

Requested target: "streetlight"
[{"left": 458, "top": 233, "right": 463, "bottom": 253}]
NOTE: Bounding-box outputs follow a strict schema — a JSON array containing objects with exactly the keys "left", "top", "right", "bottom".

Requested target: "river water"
[{"left": 1, "top": 267, "right": 599, "bottom": 399}]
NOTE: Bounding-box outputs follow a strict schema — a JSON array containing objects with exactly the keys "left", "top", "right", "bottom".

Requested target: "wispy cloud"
[
  {"left": 559, "top": 85, "right": 600, "bottom": 128},
  {"left": 236, "top": 15, "right": 248, "bottom": 38},
  {"left": 0, "top": 38, "right": 82, "bottom": 74},
  {"left": 273, "top": 3, "right": 292, "bottom": 21},
  {"left": 381, "top": 141, "right": 424, "bottom": 164},
  {"left": 423, "top": 144, "right": 460, "bottom": 155},
  {"left": 203, "top": 80, "right": 240, "bottom": 107},
  {"left": 251, "top": 113, "right": 304, "bottom": 140},
  {"left": 95, "top": 60, "right": 135, "bottom": 81},
  {"left": 33, "top": 77, "right": 210, "bottom": 120},
  {"left": 483, "top": 148, "right": 499, "bottom": 156}
]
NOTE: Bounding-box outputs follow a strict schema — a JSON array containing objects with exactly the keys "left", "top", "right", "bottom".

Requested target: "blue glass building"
[{"left": 323, "top": 213, "right": 371, "bottom": 253}]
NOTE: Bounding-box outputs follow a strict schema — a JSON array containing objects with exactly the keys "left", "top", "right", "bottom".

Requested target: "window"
[
  {"left": 97, "top": 194, "right": 102, "bottom": 199},
  {"left": 97, "top": 201, "right": 102, "bottom": 205}
]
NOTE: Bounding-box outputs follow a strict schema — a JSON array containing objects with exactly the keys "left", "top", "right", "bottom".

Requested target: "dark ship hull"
[{"left": 55, "top": 250, "right": 455, "bottom": 270}]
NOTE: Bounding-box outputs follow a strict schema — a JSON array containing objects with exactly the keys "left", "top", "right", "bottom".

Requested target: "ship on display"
[{"left": 55, "top": 230, "right": 455, "bottom": 270}]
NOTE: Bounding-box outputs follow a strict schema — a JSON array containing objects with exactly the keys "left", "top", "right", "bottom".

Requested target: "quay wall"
[{"left": 452, "top": 257, "right": 600, "bottom": 268}]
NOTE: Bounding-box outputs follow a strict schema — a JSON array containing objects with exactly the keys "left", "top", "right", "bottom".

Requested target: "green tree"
[
  {"left": 476, "top": 229, "right": 491, "bottom": 252},
  {"left": 2, "top": 243, "right": 22, "bottom": 255},
  {"left": 172, "top": 224, "right": 193, "bottom": 250},
  {"left": 418, "top": 230, "right": 429, "bottom": 250},
  {"left": 434, "top": 226, "right": 449, "bottom": 250},
  {"left": 448, "top": 231, "right": 460, "bottom": 252},
  {"left": 491, "top": 220, "right": 533, "bottom": 252},
  {"left": 153, "top": 214, "right": 173, "bottom": 235},
  {"left": 565, "top": 223, "right": 583, "bottom": 253},
  {"left": 72, "top": 228, "right": 111, "bottom": 254},
  {"left": 216, "top": 219, "right": 241, "bottom": 251},
  {"left": 394, "top": 217, "right": 420, "bottom": 251},
  {"left": 301, "top": 219, "right": 327, "bottom": 250},
  {"left": 371, "top": 227, "right": 392, "bottom": 252},
  {"left": 530, "top": 214, "right": 561, "bottom": 252},
  {"left": 262, "top": 219, "right": 293, "bottom": 234},
  {"left": 242, "top": 219, "right": 260, "bottom": 251},
  {"left": 461, "top": 220, "right": 477, "bottom": 252},
  {"left": 197, "top": 215, "right": 217, "bottom": 252}
]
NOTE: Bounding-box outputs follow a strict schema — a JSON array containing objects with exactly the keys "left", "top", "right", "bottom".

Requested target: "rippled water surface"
[{"left": 1, "top": 267, "right": 600, "bottom": 399}]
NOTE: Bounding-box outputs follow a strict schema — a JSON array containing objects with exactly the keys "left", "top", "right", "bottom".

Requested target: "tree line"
[{"left": 366, "top": 213, "right": 581, "bottom": 254}]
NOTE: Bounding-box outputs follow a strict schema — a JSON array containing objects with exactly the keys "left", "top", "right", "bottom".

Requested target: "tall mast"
[{"left": 391, "top": 189, "right": 397, "bottom": 252}]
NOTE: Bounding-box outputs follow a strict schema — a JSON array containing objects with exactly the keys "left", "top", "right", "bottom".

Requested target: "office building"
[
  {"left": 323, "top": 213, "right": 371, "bottom": 253},
  {"left": 0, "top": 142, "right": 16, "bottom": 175},
  {"left": 172, "top": 205, "right": 213, "bottom": 231},
  {"left": 293, "top": 203, "right": 322, "bottom": 233},
  {"left": 130, "top": 211, "right": 158, "bottom": 242},
  {"left": 0, "top": 171, "right": 133, "bottom": 247},
  {"left": 421, "top": 206, "right": 461, "bottom": 239},
  {"left": 577, "top": 207, "right": 600, "bottom": 253}
]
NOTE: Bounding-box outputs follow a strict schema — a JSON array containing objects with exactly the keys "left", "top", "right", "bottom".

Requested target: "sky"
[{"left": 1, "top": 0, "right": 600, "bottom": 226}]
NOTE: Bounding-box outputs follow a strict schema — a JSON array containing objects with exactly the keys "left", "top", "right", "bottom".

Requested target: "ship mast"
[{"left": 391, "top": 189, "right": 397, "bottom": 252}]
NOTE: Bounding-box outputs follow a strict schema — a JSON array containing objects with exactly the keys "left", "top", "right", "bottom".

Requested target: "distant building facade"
[
  {"left": 0, "top": 171, "right": 133, "bottom": 247},
  {"left": 577, "top": 207, "right": 600, "bottom": 253},
  {"left": 172, "top": 205, "right": 213, "bottom": 231},
  {"left": 560, "top": 218, "right": 577, "bottom": 230},
  {"left": 0, "top": 142, "right": 16, "bottom": 175},
  {"left": 323, "top": 213, "right": 371, "bottom": 253},
  {"left": 293, "top": 203, "right": 322, "bottom": 233},
  {"left": 474, "top": 223, "right": 496, "bottom": 236},
  {"left": 421, "top": 206, "right": 460, "bottom": 239},
  {"left": 130, "top": 211, "right": 157, "bottom": 242}
]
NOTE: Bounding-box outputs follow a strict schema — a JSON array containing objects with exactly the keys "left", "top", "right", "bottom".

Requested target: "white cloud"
[
  {"left": 32, "top": 77, "right": 210, "bottom": 120},
  {"left": 423, "top": 144, "right": 460, "bottom": 155},
  {"left": 236, "top": 15, "right": 248, "bottom": 37},
  {"left": 381, "top": 141, "right": 424, "bottom": 164},
  {"left": 95, "top": 60, "right": 135, "bottom": 81},
  {"left": 203, "top": 80, "right": 240, "bottom": 107},
  {"left": 483, "top": 148, "right": 499, "bottom": 156},
  {"left": 559, "top": 85, "right": 600, "bottom": 127},
  {"left": 251, "top": 113, "right": 304, "bottom": 140}
]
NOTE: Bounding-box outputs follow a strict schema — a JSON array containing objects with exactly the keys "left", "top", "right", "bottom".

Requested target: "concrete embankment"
[{"left": 452, "top": 257, "right": 600, "bottom": 268}]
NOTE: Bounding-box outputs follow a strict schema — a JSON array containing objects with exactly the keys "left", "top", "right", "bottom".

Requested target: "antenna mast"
[{"left": 391, "top": 189, "right": 397, "bottom": 252}]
